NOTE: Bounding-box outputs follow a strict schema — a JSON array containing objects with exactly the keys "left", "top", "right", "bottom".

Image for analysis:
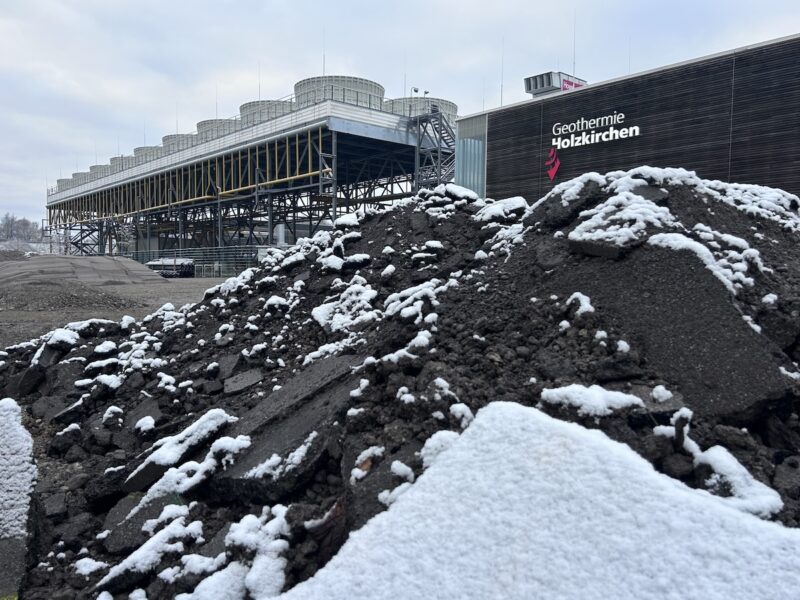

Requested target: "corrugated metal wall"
[
  {"left": 455, "top": 114, "right": 488, "bottom": 197},
  {"left": 480, "top": 36, "right": 800, "bottom": 201}
]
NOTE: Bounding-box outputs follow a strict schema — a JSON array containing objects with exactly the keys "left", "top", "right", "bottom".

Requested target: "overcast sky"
[{"left": 1, "top": 0, "right": 799, "bottom": 222}]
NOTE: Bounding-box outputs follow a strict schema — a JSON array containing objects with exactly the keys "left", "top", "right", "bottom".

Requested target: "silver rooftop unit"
[{"left": 524, "top": 72, "right": 587, "bottom": 96}]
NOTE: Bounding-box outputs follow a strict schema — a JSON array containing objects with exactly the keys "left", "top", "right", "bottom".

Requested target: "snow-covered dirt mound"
[
  {"left": 4, "top": 167, "right": 800, "bottom": 598},
  {"left": 282, "top": 402, "right": 800, "bottom": 600}
]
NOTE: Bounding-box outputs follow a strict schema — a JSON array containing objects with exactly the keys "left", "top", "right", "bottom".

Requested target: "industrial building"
[
  {"left": 46, "top": 76, "right": 457, "bottom": 262},
  {"left": 456, "top": 34, "right": 800, "bottom": 201}
]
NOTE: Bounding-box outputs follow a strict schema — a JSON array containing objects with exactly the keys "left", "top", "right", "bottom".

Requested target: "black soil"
[{"left": 4, "top": 172, "right": 800, "bottom": 599}]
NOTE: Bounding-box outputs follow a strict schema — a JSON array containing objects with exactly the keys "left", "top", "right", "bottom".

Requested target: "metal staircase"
[{"left": 413, "top": 103, "right": 457, "bottom": 191}]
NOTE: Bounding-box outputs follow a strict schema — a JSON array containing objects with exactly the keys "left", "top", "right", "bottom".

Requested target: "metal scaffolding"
[{"left": 46, "top": 101, "right": 455, "bottom": 257}]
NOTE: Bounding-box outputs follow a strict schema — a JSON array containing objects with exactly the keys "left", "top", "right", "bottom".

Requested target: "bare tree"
[{"left": 1, "top": 213, "right": 15, "bottom": 240}]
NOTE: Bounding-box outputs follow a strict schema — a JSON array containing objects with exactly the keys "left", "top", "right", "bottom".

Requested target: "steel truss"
[{"left": 47, "top": 113, "right": 455, "bottom": 256}]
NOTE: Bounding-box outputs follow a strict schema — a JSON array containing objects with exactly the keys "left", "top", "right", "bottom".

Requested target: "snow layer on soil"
[
  {"left": 127, "top": 408, "right": 238, "bottom": 481},
  {"left": 540, "top": 384, "right": 643, "bottom": 416},
  {"left": 654, "top": 411, "right": 782, "bottom": 518},
  {"left": 0, "top": 398, "right": 37, "bottom": 538},
  {"left": 280, "top": 402, "right": 800, "bottom": 600}
]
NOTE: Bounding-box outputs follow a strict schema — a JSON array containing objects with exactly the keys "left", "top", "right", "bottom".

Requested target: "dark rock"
[
  {"left": 774, "top": 456, "right": 800, "bottom": 499},
  {"left": 218, "top": 353, "right": 243, "bottom": 379},
  {"left": 85, "top": 467, "right": 130, "bottom": 513},
  {"left": 51, "top": 400, "right": 87, "bottom": 425},
  {"left": 592, "top": 356, "right": 644, "bottom": 382},
  {"left": 89, "top": 381, "right": 117, "bottom": 403},
  {"left": 661, "top": 453, "right": 695, "bottom": 480},
  {"left": 31, "top": 396, "right": 71, "bottom": 423},
  {"left": 65, "top": 473, "right": 91, "bottom": 491},
  {"left": 202, "top": 379, "right": 224, "bottom": 395},
  {"left": 64, "top": 444, "right": 89, "bottom": 463},
  {"left": 36, "top": 345, "right": 66, "bottom": 369},
  {"left": 125, "top": 370, "right": 146, "bottom": 391},
  {"left": 54, "top": 511, "right": 96, "bottom": 547},
  {"left": 223, "top": 369, "right": 264, "bottom": 395},
  {"left": 712, "top": 424, "right": 759, "bottom": 451},
  {"left": 763, "top": 415, "right": 800, "bottom": 451},
  {"left": 637, "top": 433, "right": 674, "bottom": 464},
  {"left": 43, "top": 493, "right": 68, "bottom": 522},
  {"left": 9, "top": 365, "right": 46, "bottom": 397},
  {"left": 230, "top": 354, "right": 363, "bottom": 439},
  {"left": 102, "top": 493, "right": 173, "bottom": 555},
  {"left": 123, "top": 398, "right": 163, "bottom": 431},
  {"left": 48, "top": 425, "right": 83, "bottom": 456},
  {"left": 568, "top": 238, "right": 625, "bottom": 259}
]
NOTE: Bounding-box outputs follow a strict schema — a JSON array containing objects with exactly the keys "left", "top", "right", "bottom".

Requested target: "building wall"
[{"left": 472, "top": 36, "right": 800, "bottom": 201}]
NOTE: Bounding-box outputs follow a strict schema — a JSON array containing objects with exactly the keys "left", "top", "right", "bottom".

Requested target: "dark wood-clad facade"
[{"left": 479, "top": 35, "right": 800, "bottom": 200}]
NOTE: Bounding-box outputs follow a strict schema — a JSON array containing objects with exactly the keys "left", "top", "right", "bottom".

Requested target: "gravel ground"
[{"left": 0, "top": 278, "right": 223, "bottom": 349}]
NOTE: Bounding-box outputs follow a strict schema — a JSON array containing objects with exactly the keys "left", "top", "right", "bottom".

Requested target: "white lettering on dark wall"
[{"left": 551, "top": 110, "right": 641, "bottom": 150}]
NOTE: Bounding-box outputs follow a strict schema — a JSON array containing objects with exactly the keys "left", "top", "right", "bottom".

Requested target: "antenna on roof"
[
  {"left": 500, "top": 36, "right": 505, "bottom": 107},
  {"left": 572, "top": 9, "right": 576, "bottom": 77},
  {"left": 628, "top": 36, "right": 631, "bottom": 74},
  {"left": 258, "top": 61, "right": 262, "bottom": 101},
  {"left": 403, "top": 53, "right": 407, "bottom": 98}
]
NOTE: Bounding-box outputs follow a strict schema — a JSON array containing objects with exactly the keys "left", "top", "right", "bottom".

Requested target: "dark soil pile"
[{"left": 4, "top": 167, "right": 800, "bottom": 599}]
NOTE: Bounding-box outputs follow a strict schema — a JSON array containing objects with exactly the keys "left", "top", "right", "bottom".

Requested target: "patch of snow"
[
  {"left": 651, "top": 385, "right": 674, "bottom": 402},
  {"left": 762, "top": 293, "right": 778, "bottom": 305},
  {"left": 97, "top": 516, "right": 204, "bottom": 589},
  {"left": 473, "top": 196, "right": 528, "bottom": 222},
  {"left": 244, "top": 432, "right": 318, "bottom": 480},
  {"left": 142, "top": 504, "right": 190, "bottom": 535},
  {"left": 648, "top": 233, "right": 758, "bottom": 294},
  {"left": 540, "top": 384, "right": 643, "bottom": 417},
  {"left": 419, "top": 430, "right": 460, "bottom": 469},
  {"left": 311, "top": 276, "right": 380, "bottom": 333},
  {"left": 126, "top": 409, "right": 238, "bottom": 482},
  {"left": 133, "top": 435, "right": 251, "bottom": 516},
  {"left": 135, "top": 416, "right": 155, "bottom": 433},
  {"left": 74, "top": 557, "right": 109, "bottom": 576},
  {"left": 654, "top": 410, "right": 782, "bottom": 518},
  {"left": 350, "top": 446, "right": 385, "bottom": 484},
  {"left": 279, "top": 402, "right": 800, "bottom": 600},
  {"left": 94, "top": 340, "right": 117, "bottom": 355},
  {"left": 390, "top": 460, "right": 415, "bottom": 483},
  {"left": 449, "top": 403, "right": 474, "bottom": 429},
  {"left": 0, "top": 398, "right": 37, "bottom": 538},
  {"left": 566, "top": 292, "right": 595, "bottom": 315},
  {"left": 334, "top": 213, "right": 360, "bottom": 228},
  {"left": 102, "top": 406, "right": 123, "bottom": 424}
]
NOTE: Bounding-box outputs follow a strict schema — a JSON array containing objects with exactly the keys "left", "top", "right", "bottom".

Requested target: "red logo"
[{"left": 545, "top": 147, "right": 561, "bottom": 181}]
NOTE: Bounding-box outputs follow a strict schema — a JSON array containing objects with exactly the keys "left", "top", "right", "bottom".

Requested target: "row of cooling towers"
[{"left": 55, "top": 75, "right": 458, "bottom": 193}]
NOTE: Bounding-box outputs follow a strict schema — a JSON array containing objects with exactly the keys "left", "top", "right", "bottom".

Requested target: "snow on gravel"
[
  {"left": 0, "top": 398, "right": 37, "bottom": 538},
  {"left": 279, "top": 402, "right": 800, "bottom": 600},
  {"left": 540, "top": 384, "right": 644, "bottom": 416},
  {"left": 654, "top": 409, "right": 783, "bottom": 518}
]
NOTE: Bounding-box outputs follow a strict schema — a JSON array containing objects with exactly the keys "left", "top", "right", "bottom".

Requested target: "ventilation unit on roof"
[{"left": 524, "top": 72, "right": 587, "bottom": 96}]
